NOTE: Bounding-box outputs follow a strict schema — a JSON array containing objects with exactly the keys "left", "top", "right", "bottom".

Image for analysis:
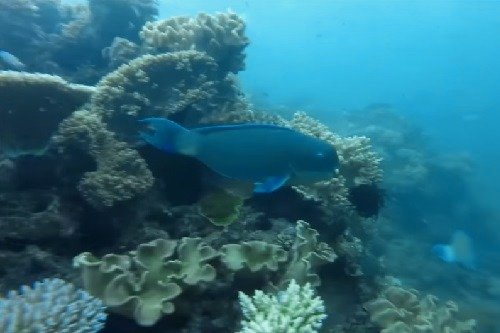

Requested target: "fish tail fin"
[
  {"left": 139, "top": 118, "right": 199, "bottom": 156},
  {"left": 450, "top": 230, "right": 475, "bottom": 269},
  {"left": 432, "top": 244, "right": 456, "bottom": 263}
]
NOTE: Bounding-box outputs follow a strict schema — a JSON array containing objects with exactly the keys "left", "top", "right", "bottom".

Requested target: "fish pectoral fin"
[{"left": 253, "top": 175, "right": 290, "bottom": 193}]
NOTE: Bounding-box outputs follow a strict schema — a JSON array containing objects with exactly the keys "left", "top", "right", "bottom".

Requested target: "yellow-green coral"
[
  {"left": 220, "top": 241, "right": 287, "bottom": 272},
  {"left": 199, "top": 188, "right": 244, "bottom": 227},
  {"left": 364, "top": 285, "right": 477, "bottom": 333},
  {"left": 162, "top": 237, "right": 219, "bottom": 285},
  {"left": 281, "top": 220, "right": 337, "bottom": 287},
  {"left": 74, "top": 238, "right": 217, "bottom": 326}
]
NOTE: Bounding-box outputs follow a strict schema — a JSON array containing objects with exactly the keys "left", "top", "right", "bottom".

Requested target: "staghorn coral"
[
  {"left": 140, "top": 11, "right": 249, "bottom": 73},
  {"left": 220, "top": 241, "right": 288, "bottom": 272},
  {"left": 73, "top": 238, "right": 218, "bottom": 326},
  {"left": 54, "top": 110, "right": 153, "bottom": 208},
  {"left": 238, "top": 279, "right": 327, "bottom": 333},
  {"left": 0, "top": 278, "right": 106, "bottom": 333},
  {"left": 0, "top": 71, "right": 93, "bottom": 155},
  {"left": 364, "top": 285, "right": 477, "bottom": 333}
]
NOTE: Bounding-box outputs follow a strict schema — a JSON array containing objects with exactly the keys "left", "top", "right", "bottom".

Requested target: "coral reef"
[
  {"left": 238, "top": 279, "right": 327, "bottom": 333},
  {"left": 290, "top": 112, "right": 382, "bottom": 187},
  {"left": 73, "top": 238, "right": 219, "bottom": 326},
  {"left": 1, "top": 3, "right": 470, "bottom": 333},
  {"left": 0, "top": 278, "right": 106, "bottom": 333},
  {"left": 220, "top": 241, "right": 287, "bottom": 272},
  {"left": 54, "top": 110, "right": 154, "bottom": 208},
  {"left": 0, "top": 71, "right": 93, "bottom": 155},
  {"left": 53, "top": 49, "right": 245, "bottom": 207},
  {"left": 90, "top": 50, "right": 221, "bottom": 130},
  {"left": 364, "top": 284, "right": 477, "bottom": 333},
  {"left": 0, "top": 0, "right": 158, "bottom": 83},
  {"left": 140, "top": 11, "right": 249, "bottom": 73},
  {"left": 280, "top": 220, "right": 337, "bottom": 287}
]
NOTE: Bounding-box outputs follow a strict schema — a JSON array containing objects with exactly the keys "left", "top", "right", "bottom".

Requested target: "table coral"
[{"left": 0, "top": 71, "right": 93, "bottom": 155}]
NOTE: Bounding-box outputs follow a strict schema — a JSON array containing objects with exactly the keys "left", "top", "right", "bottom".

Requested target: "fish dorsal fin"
[{"left": 192, "top": 123, "right": 294, "bottom": 135}]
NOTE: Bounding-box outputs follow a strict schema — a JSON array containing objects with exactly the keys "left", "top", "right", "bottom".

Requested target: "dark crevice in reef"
[
  {"left": 249, "top": 187, "right": 324, "bottom": 223},
  {"left": 138, "top": 145, "right": 205, "bottom": 205}
]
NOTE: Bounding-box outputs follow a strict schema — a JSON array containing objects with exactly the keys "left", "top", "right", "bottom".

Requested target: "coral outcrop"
[
  {"left": 0, "top": 71, "right": 93, "bottom": 155},
  {"left": 364, "top": 285, "right": 477, "bottom": 333},
  {"left": 73, "top": 238, "right": 218, "bottom": 326},
  {"left": 221, "top": 241, "right": 288, "bottom": 272},
  {"left": 140, "top": 11, "right": 249, "bottom": 73},
  {"left": 280, "top": 220, "right": 337, "bottom": 287},
  {"left": 54, "top": 110, "right": 154, "bottom": 208},
  {"left": 238, "top": 279, "right": 327, "bottom": 333},
  {"left": 0, "top": 278, "right": 106, "bottom": 333}
]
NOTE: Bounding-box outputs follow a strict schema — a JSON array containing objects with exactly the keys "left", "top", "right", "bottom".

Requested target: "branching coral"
[
  {"left": 0, "top": 278, "right": 107, "bottom": 333},
  {"left": 140, "top": 11, "right": 249, "bottom": 73},
  {"left": 364, "top": 285, "right": 477, "bottom": 333},
  {"left": 0, "top": 71, "right": 93, "bottom": 155},
  {"left": 238, "top": 279, "right": 327, "bottom": 333}
]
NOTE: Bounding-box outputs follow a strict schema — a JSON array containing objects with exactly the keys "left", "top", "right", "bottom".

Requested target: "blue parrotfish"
[
  {"left": 0, "top": 50, "right": 26, "bottom": 70},
  {"left": 139, "top": 118, "right": 339, "bottom": 193},
  {"left": 432, "top": 230, "right": 475, "bottom": 269}
]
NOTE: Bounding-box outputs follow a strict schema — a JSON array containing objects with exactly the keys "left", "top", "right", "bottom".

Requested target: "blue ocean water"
[{"left": 0, "top": 0, "right": 498, "bottom": 331}]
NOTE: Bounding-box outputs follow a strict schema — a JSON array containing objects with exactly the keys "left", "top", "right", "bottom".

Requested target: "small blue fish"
[
  {"left": 139, "top": 118, "right": 339, "bottom": 193},
  {"left": 432, "top": 230, "right": 475, "bottom": 269},
  {"left": 0, "top": 50, "right": 26, "bottom": 70}
]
